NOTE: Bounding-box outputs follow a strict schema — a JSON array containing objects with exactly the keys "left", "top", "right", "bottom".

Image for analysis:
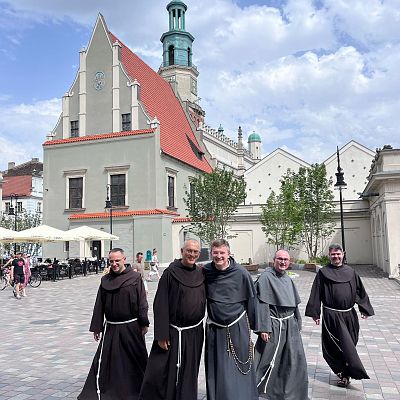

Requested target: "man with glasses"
[
  {"left": 254, "top": 249, "right": 308, "bottom": 399},
  {"left": 305, "top": 243, "right": 374, "bottom": 388},
  {"left": 140, "top": 239, "right": 205, "bottom": 400}
]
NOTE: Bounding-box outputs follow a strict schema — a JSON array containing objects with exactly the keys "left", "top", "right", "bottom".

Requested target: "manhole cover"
[{"left": 30, "top": 319, "right": 60, "bottom": 325}]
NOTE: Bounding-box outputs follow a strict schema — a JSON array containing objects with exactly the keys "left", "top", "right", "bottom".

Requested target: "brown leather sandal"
[{"left": 337, "top": 376, "right": 350, "bottom": 387}]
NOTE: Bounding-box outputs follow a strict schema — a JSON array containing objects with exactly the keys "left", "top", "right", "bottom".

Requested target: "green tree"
[
  {"left": 184, "top": 169, "right": 247, "bottom": 244},
  {"left": 296, "top": 164, "right": 335, "bottom": 260},
  {"left": 0, "top": 211, "right": 42, "bottom": 255},
  {"left": 260, "top": 171, "right": 303, "bottom": 250},
  {"left": 260, "top": 165, "right": 335, "bottom": 260}
]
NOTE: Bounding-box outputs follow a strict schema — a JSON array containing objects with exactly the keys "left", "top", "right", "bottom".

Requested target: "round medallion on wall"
[{"left": 94, "top": 71, "right": 105, "bottom": 91}]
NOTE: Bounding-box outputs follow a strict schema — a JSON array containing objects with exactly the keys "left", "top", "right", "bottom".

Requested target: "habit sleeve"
[
  {"left": 247, "top": 294, "right": 258, "bottom": 331},
  {"left": 305, "top": 271, "right": 322, "bottom": 319},
  {"left": 153, "top": 271, "right": 171, "bottom": 341},
  {"left": 254, "top": 280, "right": 272, "bottom": 333},
  {"left": 137, "top": 277, "right": 150, "bottom": 327},
  {"left": 355, "top": 273, "right": 375, "bottom": 316},
  {"left": 89, "top": 286, "right": 105, "bottom": 333}
]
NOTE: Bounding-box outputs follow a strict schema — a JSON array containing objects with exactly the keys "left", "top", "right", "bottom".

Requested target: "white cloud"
[
  {"left": 0, "top": 98, "right": 60, "bottom": 169},
  {"left": 0, "top": 0, "right": 399, "bottom": 165}
]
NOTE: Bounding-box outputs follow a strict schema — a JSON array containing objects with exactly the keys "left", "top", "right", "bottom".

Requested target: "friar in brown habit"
[
  {"left": 78, "top": 248, "right": 149, "bottom": 400},
  {"left": 305, "top": 243, "right": 374, "bottom": 388},
  {"left": 140, "top": 239, "right": 206, "bottom": 400}
]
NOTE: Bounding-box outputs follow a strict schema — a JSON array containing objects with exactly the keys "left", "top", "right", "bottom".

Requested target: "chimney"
[{"left": 8, "top": 162, "right": 15, "bottom": 171}]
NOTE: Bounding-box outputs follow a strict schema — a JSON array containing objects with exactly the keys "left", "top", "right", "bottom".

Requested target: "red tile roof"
[
  {"left": 69, "top": 209, "right": 179, "bottom": 220},
  {"left": 43, "top": 129, "right": 154, "bottom": 146},
  {"left": 172, "top": 217, "right": 192, "bottom": 223},
  {"left": 109, "top": 33, "right": 212, "bottom": 173},
  {"left": 2, "top": 175, "right": 32, "bottom": 197}
]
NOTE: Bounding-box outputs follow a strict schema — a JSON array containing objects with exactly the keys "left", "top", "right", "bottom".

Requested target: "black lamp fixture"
[
  {"left": 8, "top": 193, "right": 19, "bottom": 253},
  {"left": 105, "top": 184, "right": 113, "bottom": 251},
  {"left": 334, "top": 146, "right": 347, "bottom": 261}
]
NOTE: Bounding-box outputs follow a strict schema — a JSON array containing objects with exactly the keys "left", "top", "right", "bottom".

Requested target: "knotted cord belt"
[
  {"left": 96, "top": 318, "right": 138, "bottom": 400},
  {"left": 257, "top": 313, "right": 294, "bottom": 393},
  {"left": 170, "top": 317, "right": 205, "bottom": 386},
  {"left": 207, "top": 310, "right": 254, "bottom": 375},
  {"left": 322, "top": 305, "right": 354, "bottom": 353}
]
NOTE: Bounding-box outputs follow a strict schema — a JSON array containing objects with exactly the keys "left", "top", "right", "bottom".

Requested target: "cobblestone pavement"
[{"left": 1, "top": 265, "right": 400, "bottom": 399}]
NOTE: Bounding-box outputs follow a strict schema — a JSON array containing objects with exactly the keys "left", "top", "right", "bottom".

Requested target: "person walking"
[
  {"left": 203, "top": 239, "right": 258, "bottom": 400},
  {"left": 132, "top": 252, "right": 148, "bottom": 293},
  {"left": 78, "top": 248, "right": 149, "bottom": 400},
  {"left": 140, "top": 239, "right": 206, "bottom": 400},
  {"left": 20, "top": 254, "right": 31, "bottom": 297},
  {"left": 149, "top": 248, "right": 161, "bottom": 280},
  {"left": 254, "top": 249, "right": 308, "bottom": 399},
  {"left": 305, "top": 243, "right": 374, "bottom": 388},
  {"left": 9, "top": 252, "right": 25, "bottom": 299}
]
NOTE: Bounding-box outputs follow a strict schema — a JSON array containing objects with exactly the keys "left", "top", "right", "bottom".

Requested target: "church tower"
[
  {"left": 159, "top": 0, "right": 205, "bottom": 126},
  {"left": 248, "top": 131, "right": 262, "bottom": 160}
]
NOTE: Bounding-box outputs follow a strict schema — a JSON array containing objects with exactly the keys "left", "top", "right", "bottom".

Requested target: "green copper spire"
[{"left": 161, "top": 0, "right": 194, "bottom": 67}]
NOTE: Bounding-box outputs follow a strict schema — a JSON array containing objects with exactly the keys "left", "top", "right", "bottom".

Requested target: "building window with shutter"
[
  {"left": 70, "top": 120, "right": 79, "bottom": 138},
  {"left": 69, "top": 177, "right": 83, "bottom": 209},
  {"left": 110, "top": 174, "right": 126, "bottom": 206},
  {"left": 121, "top": 113, "right": 131, "bottom": 131}
]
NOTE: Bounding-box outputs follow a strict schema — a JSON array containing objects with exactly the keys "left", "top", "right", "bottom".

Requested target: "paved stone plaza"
[{"left": 1, "top": 265, "right": 400, "bottom": 400}]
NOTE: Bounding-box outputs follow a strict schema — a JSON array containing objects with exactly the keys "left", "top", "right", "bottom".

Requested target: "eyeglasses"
[{"left": 275, "top": 258, "right": 290, "bottom": 263}]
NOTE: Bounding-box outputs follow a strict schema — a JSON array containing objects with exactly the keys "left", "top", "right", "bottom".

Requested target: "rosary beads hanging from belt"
[{"left": 225, "top": 314, "right": 254, "bottom": 375}]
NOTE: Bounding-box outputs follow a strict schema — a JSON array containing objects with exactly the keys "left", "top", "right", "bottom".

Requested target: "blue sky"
[{"left": 1, "top": 0, "right": 400, "bottom": 170}]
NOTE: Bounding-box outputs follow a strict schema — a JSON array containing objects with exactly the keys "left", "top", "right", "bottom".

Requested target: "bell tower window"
[{"left": 168, "top": 45, "right": 175, "bottom": 66}]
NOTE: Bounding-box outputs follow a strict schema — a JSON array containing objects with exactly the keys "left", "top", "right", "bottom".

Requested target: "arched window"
[
  {"left": 168, "top": 45, "right": 175, "bottom": 66},
  {"left": 187, "top": 47, "right": 191, "bottom": 66}
]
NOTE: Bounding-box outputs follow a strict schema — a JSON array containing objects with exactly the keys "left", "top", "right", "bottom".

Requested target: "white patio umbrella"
[
  {"left": 0, "top": 227, "right": 18, "bottom": 240},
  {"left": 7, "top": 224, "right": 81, "bottom": 243},
  {"left": 67, "top": 226, "right": 119, "bottom": 241}
]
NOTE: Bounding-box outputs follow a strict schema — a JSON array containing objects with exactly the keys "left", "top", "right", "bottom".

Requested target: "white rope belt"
[
  {"left": 96, "top": 317, "right": 138, "bottom": 400},
  {"left": 257, "top": 313, "right": 294, "bottom": 393},
  {"left": 323, "top": 305, "right": 353, "bottom": 312},
  {"left": 207, "top": 310, "right": 246, "bottom": 328},
  {"left": 170, "top": 317, "right": 205, "bottom": 386},
  {"left": 321, "top": 305, "right": 353, "bottom": 354}
]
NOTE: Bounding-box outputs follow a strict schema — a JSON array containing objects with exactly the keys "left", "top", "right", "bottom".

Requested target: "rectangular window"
[
  {"left": 70, "top": 120, "right": 79, "bottom": 138},
  {"left": 64, "top": 241, "right": 70, "bottom": 252},
  {"left": 168, "top": 175, "right": 175, "bottom": 208},
  {"left": 5, "top": 202, "right": 10, "bottom": 214},
  {"left": 110, "top": 174, "right": 126, "bottom": 206},
  {"left": 69, "top": 177, "right": 83, "bottom": 208},
  {"left": 36, "top": 202, "right": 42, "bottom": 213},
  {"left": 121, "top": 113, "right": 131, "bottom": 131},
  {"left": 16, "top": 202, "right": 23, "bottom": 213}
]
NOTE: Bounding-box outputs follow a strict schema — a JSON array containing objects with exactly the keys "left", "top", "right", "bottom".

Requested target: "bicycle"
[
  {"left": 1, "top": 267, "right": 41, "bottom": 290},
  {"left": 1, "top": 267, "right": 11, "bottom": 291},
  {"left": 28, "top": 271, "right": 42, "bottom": 288}
]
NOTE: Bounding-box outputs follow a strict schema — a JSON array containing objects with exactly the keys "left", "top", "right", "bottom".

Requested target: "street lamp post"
[
  {"left": 334, "top": 146, "right": 347, "bottom": 262},
  {"left": 8, "top": 193, "right": 19, "bottom": 254},
  {"left": 105, "top": 184, "right": 113, "bottom": 251}
]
